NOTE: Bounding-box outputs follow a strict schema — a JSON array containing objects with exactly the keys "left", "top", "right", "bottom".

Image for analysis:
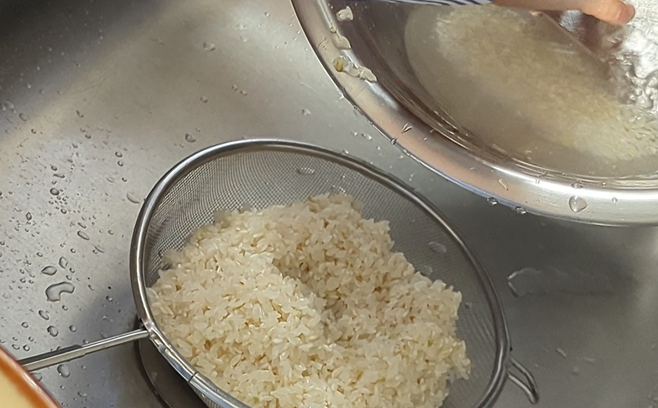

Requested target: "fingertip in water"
[
  {"left": 615, "top": 3, "right": 635, "bottom": 25},
  {"left": 623, "top": 3, "right": 635, "bottom": 22}
]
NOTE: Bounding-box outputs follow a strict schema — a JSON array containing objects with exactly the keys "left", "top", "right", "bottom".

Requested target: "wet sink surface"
[{"left": 0, "top": 0, "right": 657, "bottom": 407}]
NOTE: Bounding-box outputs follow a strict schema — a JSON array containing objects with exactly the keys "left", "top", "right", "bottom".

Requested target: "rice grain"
[{"left": 148, "top": 194, "right": 470, "bottom": 408}]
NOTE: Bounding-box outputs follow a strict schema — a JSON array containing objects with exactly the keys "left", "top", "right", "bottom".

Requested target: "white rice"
[
  {"left": 148, "top": 194, "right": 470, "bottom": 408},
  {"left": 434, "top": 6, "right": 658, "bottom": 161},
  {"left": 406, "top": 6, "right": 658, "bottom": 175}
]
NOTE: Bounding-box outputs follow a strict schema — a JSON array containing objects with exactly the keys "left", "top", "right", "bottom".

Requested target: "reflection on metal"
[{"left": 138, "top": 335, "right": 205, "bottom": 408}]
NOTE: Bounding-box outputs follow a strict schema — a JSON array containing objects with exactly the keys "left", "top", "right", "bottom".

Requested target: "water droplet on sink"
[
  {"left": 486, "top": 197, "right": 498, "bottom": 206},
  {"left": 571, "top": 182, "right": 584, "bottom": 189},
  {"left": 58, "top": 257, "right": 68, "bottom": 268},
  {"left": 117, "top": 160, "right": 124, "bottom": 167},
  {"left": 361, "top": 133, "right": 372, "bottom": 140},
  {"left": 38, "top": 310, "right": 49, "bottom": 320},
  {"left": 126, "top": 192, "right": 141, "bottom": 204},
  {"left": 47, "top": 326, "right": 58, "bottom": 337},
  {"left": 69, "top": 325, "right": 77, "bottom": 332},
  {"left": 78, "top": 391, "right": 87, "bottom": 398},
  {"left": 515, "top": 206, "right": 527, "bottom": 215},
  {"left": 202, "top": 41, "right": 216, "bottom": 51},
  {"left": 25, "top": 212, "right": 32, "bottom": 221},
  {"left": 41, "top": 266, "right": 57, "bottom": 276},
  {"left": 1, "top": 100, "right": 14, "bottom": 111},
  {"left": 19, "top": 113, "right": 28, "bottom": 121},
  {"left": 45, "top": 281, "right": 75, "bottom": 302},
  {"left": 184, "top": 133, "right": 196, "bottom": 143},
  {"left": 94, "top": 245, "right": 105, "bottom": 254},
  {"left": 57, "top": 364, "right": 70, "bottom": 378},
  {"left": 106, "top": 296, "right": 113, "bottom": 302},
  {"left": 556, "top": 348, "right": 568, "bottom": 359},
  {"left": 49, "top": 188, "right": 60, "bottom": 196},
  {"left": 77, "top": 231, "right": 90, "bottom": 240},
  {"left": 568, "top": 196, "right": 588, "bottom": 213},
  {"left": 115, "top": 151, "right": 122, "bottom": 158},
  {"left": 296, "top": 167, "right": 315, "bottom": 175},
  {"left": 612, "top": 197, "right": 618, "bottom": 204},
  {"left": 428, "top": 241, "right": 447, "bottom": 254},
  {"left": 21, "top": 322, "right": 29, "bottom": 328}
]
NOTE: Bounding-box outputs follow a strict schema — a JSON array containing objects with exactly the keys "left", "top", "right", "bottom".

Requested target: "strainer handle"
[
  {"left": 508, "top": 356, "right": 540, "bottom": 404},
  {"left": 18, "top": 329, "right": 149, "bottom": 372}
]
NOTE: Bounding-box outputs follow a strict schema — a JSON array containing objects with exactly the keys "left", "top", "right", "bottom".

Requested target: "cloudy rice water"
[{"left": 148, "top": 194, "right": 470, "bottom": 408}]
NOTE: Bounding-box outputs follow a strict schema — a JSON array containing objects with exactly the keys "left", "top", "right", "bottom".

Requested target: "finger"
[
  {"left": 581, "top": 0, "right": 635, "bottom": 25},
  {"left": 493, "top": 0, "right": 587, "bottom": 11},
  {"left": 492, "top": 0, "right": 635, "bottom": 25}
]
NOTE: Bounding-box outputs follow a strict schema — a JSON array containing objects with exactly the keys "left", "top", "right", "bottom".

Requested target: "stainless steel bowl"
[{"left": 293, "top": 0, "right": 658, "bottom": 225}]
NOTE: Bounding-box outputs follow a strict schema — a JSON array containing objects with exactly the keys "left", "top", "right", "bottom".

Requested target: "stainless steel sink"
[{"left": 0, "top": 0, "right": 657, "bottom": 407}]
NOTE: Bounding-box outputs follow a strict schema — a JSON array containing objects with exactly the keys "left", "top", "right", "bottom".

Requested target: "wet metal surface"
[{"left": 0, "top": 0, "right": 657, "bottom": 407}]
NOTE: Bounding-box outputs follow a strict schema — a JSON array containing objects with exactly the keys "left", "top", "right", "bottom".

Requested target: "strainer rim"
[{"left": 129, "top": 138, "right": 511, "bottom": 408}]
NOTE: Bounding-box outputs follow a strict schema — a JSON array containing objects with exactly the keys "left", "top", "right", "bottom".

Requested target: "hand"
[{"left": 492, "top": 0, "right": 635, "bottom": 25}]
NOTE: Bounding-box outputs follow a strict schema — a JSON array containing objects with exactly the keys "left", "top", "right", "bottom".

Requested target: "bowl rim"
[{"left": 0, "top": 345, "right": 60, "bottom": 408}]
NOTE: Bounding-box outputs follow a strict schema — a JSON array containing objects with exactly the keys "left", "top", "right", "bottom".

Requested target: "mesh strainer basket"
[{"left": 20, "top": 139, "right": 538, "bottom": 408}]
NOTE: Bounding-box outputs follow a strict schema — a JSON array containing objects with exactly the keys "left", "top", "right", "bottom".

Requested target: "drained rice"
[{"left": 148, "top": 193, "right": 470, "bottom": 408}]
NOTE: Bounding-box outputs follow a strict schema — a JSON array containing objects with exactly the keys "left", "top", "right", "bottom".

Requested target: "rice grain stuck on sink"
[{"left": 148, "top": 194, "right": 470, "bottom": 408}]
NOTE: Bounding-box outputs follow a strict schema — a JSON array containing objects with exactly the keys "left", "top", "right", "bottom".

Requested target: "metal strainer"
[{"left": 19, "top": 139, "right": 538, "bottom": 408}]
